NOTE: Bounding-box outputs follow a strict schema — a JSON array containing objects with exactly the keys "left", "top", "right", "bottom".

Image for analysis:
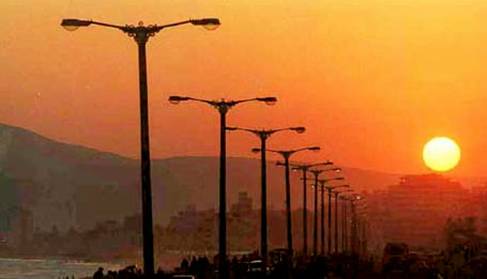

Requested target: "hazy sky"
[{"left": 1, "top": 0, "right": 486, "bottom": 176}]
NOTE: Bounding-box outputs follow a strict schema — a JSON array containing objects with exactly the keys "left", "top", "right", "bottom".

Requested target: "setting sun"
[{"left": 423, "top": 137, "right": 461, "bottom": 172}]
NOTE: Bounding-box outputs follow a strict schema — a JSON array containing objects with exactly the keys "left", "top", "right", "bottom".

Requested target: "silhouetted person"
[
  {"left": 181, "top": 258, "right": 189, "bottom": 271},
  {"left": 190, "top": 256, "right": 197, "bottom": 274},
  {"left": 93, "top": 267, "right": 104, "bottom": 279}
]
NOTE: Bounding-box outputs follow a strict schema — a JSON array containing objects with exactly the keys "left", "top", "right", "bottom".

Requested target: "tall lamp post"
[
  {"left": 314, "top": 177, "right": 345, "bottom": 255},
  {"left": 349, "top": 194, "right": 364, "bottom": 256},
  {"left": 334, "top": 188, "right": 353, "bottom": 254},
  {"left": 227, "top": 126, "right": 305, "bottom": 269},
  {"left": 323, "top": 183, "right": 350, "bottom": 255},
  {"left": 278, "top": 161, "right": 334, "bottom": 256},
  {"left": 61, "top": 17, "right": 220, "bottom": 276},
  {"left": 355, "top": 200, "right": 368, "bottom": 257},
  {"left": 305, "top": 169, "right": 341, "bottom": 256},
  {"left": 254, "top": 146, "right": 320, "bottom": 256},
  {"left": 291, "top": 162, "right": 334, "bottom": 256},
  {"left": 310, "top": 170, "right": 322, "bottom": 257},
  {"left": 340, "top": 196, "right": 350, "bottom": 253},
  {"left": 340, "top": 194, "right": 357, "bottom": 253},
  {"left": 169, "top": 96, "right": 276, "bottom": 278}
]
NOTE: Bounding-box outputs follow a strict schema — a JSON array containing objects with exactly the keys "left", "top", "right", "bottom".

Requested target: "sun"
[{"left": 422, "top": 137, "right": 461, "bottom": 172}]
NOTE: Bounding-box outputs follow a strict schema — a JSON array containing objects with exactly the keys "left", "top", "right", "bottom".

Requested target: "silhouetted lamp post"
[
  {"left": 340, "top": 196, "right": 348, "bottom": 253},
  {"left": 255, "top": 146, "right": 320, "bottom": 256},
  {"left": 334, "top": 188, "right": 353, "bottom": 254},
  {"left": 294, "top": 163, "right": 332, "bottom": 257},
  {"left": 290, "top": 161, "right": 333, "bottom": 256},
  {"left": 169, "top": 96, "right": 276, "bottom": 279},
  {"left": 340, "top": 195, "right": 354, "bottom": 253},
  {"left": 349, "top": 194, "right": 364, "bottom": 255},
  {"left": 307, "top": 168, "right": 341, "bottom": 256},
  {"left": 61, "top": 17, "right": 220, "bottom": 276},
  {"left": 227, "top": 126, "right": 305, "bottom": 269},
  {"left": 318, "top": 178, "right": 345, "bottom": 255}
]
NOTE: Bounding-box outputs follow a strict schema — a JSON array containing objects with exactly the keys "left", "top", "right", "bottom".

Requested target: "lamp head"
[
  {"left": 291, "top": 127, "right": 306, "bottom": 134},
  {"left": 308, "top": 146, "right": 320, "bottom": 152},
  {"left": 190, "top": 18, "right": 221, "bottom": 30},
  {"left": 226, "top": 127, "right": 238, "bottom": 131},
  {"left": 257, "top": 97, "right": 277, "bottom": 106},
  {"left": 61, "top": 18, "right": 92, "bottom": 31},
  {"left": 168, "top": 96, "right": 190, "bottom": 104}
]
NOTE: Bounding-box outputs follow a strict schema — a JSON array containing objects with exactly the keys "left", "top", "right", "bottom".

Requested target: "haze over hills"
[{"left": 0, "top": 123, "right": 478, "bottom": 233}]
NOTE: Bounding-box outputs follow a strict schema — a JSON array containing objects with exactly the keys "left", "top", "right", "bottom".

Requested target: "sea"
[{"left": 0, "top": 258, "right": 121, "bottom": 279}]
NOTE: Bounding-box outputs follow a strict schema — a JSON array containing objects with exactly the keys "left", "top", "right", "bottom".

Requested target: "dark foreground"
[{"left": 86, "top": 252, "right": 487, "bottom": 279}]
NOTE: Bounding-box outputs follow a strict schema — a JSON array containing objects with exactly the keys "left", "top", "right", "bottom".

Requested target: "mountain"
[
  {"left": 0, "top": 123, "right": 139, "bottom": 231},
  {"left": 0, "top": 123, "right": 407, "bottom": 232}
]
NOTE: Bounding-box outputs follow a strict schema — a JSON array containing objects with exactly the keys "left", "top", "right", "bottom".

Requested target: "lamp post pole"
[
  {"left": 290, "top": 161, "right": 333, "bottom": 256},
  {"left": 219, "top": 105, "right": 227, "bottom": 275},
  {"left": 284, "top": 154, "right": 293, "bottom": 255},
  {"left": 228, "top": 127, "right": 306, "bottom": 270},
  {"left": 317, "top": 179, "right": 345, "bottom": 255},
  {"left": 334, "top": 189, "right": 353, "bottom": 254},
  {"left": 335, "top": 194, "right": 353, "bottom": 253},
  {"left": 310, "top": 170, "right": 322, "bottom": 257},
  {"left": 302, "top": 168, "right": 308, "bottom": 255},
  {"left": 61, "top": 17, "right": 220, "bottom": 276},
  {"left": 260, "top": 135, "right": 267, "bottom": 266},
  {"left": 341, "top": 198, "right": 347, "bottom": 252},
  {"left": 263, "top": 147, "right": 320, "bottom": 257},
  {"left": 321, "top": 182, "right": 326, "bottom": 255},
  {"left": 136, "top": 29, "right": 154, "bottom": 275},
  {"left": 333, "top": 191, "right": 345, "bottom": 254},
  {"left": 352, "top": 202, "right": 357, "bottom": 255},
  {"left": 350, "top": 194, "right": 365, "bottom": 256},
  {"left": 169, "top": 96, "right": 276, "bottom": 279},
  {"left": 334, "top": 192, "right": 339, "bottom": 254},
  {"left": 306, "top": 169, "right": 341, "bottom": 256},
  {"left": 327, "top": 188, "right": 332, "bottom": 255}
]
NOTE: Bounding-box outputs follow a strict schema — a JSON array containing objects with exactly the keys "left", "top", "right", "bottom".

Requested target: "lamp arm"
[{"left": 91, "top": 20, "right": 126, "bottom": 30}]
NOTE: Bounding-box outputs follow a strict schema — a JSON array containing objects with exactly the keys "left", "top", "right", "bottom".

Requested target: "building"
[
  {"left": 379, "top": 174, "right": 468, "bottom": 249},
  {"left": 468, "top": 185, "right": 487, "bottom": 236},
  {"left": 230, "top": 192, "right": 253, "bottom": 217}
]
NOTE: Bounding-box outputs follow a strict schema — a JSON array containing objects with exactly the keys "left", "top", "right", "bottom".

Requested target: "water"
[{"left": 0, "top": 258, "right": 121, "bottom": 279}]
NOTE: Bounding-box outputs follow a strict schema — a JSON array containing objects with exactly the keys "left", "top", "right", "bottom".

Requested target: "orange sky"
[{"left": 1, "top": 0, "right": 486, "bottom": 176}]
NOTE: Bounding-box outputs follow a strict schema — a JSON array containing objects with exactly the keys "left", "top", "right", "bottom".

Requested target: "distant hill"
[
  {"left": 0, "top": 123, "right": 139, "bottom": 231},
  {"left": 0, "top": 123, "right": 455, "bottom": 232}
]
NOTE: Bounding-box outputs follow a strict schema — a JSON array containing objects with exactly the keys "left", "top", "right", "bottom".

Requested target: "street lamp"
[
  {"left": 227, "top": 126, "right": 305, "bottom": 269},
  {"left": 61, "top": 17, "right": 220, "bottom": 276},
  {"left": 347, "top": 194, "right": 364, "bottom": 256},
  {"left": 289, "top": 161, "right": 333, "bottom": 256},
  {"left": 255, "top": 146, "right": 320, "bottom": 256},
  {"left": 169, "top": 96, "right": 276, "bottom": 278},
  {"left": 321, "top": 182, "right": 350, "bottom": 255},
  {"left": 61, "top": 18, "right": 221, "bottom": 32},
  {"left": 303, "top": 168, "right": 341, "bottom": 256},
  {"left": 277, "top": 160, "right": 341, "bottom": 256},
  {"left": 339, "top": 195, "right": 355, "bottom": 253},
  {"left": 334, "top": 188, "right": 353, "bottom": 254}
]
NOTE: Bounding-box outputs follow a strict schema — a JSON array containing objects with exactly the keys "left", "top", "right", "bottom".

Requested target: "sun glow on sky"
[{"left": 0, "top": 0, "right": 486, "bottom": 175}]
